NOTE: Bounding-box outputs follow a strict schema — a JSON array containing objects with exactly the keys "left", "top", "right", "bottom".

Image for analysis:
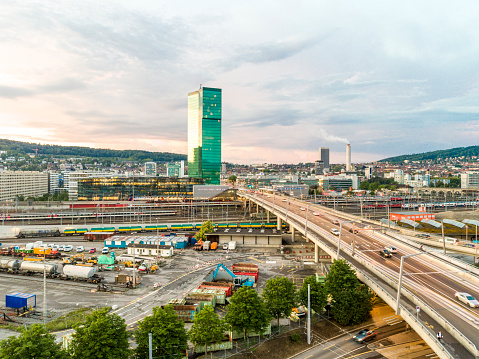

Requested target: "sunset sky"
[{"left": 1, "top": 1, "right": 479, "bottom": 164}]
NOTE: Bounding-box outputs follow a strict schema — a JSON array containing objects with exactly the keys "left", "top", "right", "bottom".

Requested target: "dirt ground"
[{"left": 435, "top": 209, "right": 479, "bottom": 221}]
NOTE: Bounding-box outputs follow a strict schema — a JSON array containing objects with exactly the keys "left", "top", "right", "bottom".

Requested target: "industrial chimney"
[{"left": 346, "top": 144, "right": 351, "bottom": 171}]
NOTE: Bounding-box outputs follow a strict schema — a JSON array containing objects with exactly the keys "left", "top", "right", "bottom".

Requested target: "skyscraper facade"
[
  {"left": 188, "top": 86, "right": 222, "bottom": 185},
  {"left": 319, "top": 147, "right": 330, "bottom": 172}
]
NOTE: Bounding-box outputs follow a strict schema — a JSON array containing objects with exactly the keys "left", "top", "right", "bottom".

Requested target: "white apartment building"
[
  {"left": 0, "top": 171, "right": 49, "bottom": 201},
  {"left": 461, "top": 172, "right": 479, "bottom": 189},
  {"left": 49, "top": 172, "right": 61, "bottom": 194}
]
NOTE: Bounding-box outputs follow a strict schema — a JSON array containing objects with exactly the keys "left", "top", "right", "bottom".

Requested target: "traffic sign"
[{"left": 416, "top": 306, "right": 420, "bottom": 312}]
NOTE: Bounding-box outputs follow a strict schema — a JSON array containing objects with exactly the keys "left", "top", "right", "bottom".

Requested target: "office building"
[
  {"left": 318, "top": 174, "right": 359, "bottom": 191},
  {"left": 167, "top": 161, "right": 185, "bottom": 177},
  {"left": 63, "top": 171, "right": 118, "bottom": 200},
  {"left": 319, "top": 147, "right": 330, "bottom": 172},
  {"left": 461, "top": 172, "right": 479, "bottom": 189},
  {"left": 188, "top": 86, "right": 222, "bottom": 185},
  {"left": 144, "top": 162, "right": 157, "bottom": 177},
  {"left": 0, "top": 171, "right": 49, "bottom": 202},
  {"left": 49, "top": 172, "right": 61, "bottom": 194},
  {"left": 365, "top": 167, "right": 373, "bottom": 179},
  {"left": 315, "top": 160, "right": 324, "bottom": 176},
  {"left": 78, "top": 176, "right": 204, "bottom": 200}
]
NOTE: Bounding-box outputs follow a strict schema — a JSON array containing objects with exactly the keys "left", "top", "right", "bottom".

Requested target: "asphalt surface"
[{"left": 247, "top": 192, "right": 479, "bottom": 359}]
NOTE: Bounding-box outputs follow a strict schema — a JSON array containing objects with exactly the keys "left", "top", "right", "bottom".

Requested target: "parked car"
[
  {"left": 353, "top": 329, "right": 377, "bottom": 343},
  {"left": 89, "top": 248, "right": 96, "bottom": 254},
  {"left": 379, "top": 249, "right": 392, "bottom": 258},
  {"left": 58, "top": 245, "right": 65, "bottom": 251},
  {"left": 102, "top": 247, "right": 109, "bottom": 254},
  {"left": 222, "top": 244, "right": 228, "bottom": 250},
  {"left": 51, "top": 244, "right": 59, "bottom": 250},
  {"left": 385, "top": 245, "right": 397, "bottom": 253},
  {"left": 416, "top": 233, "right": 430, "bottom": 238},
  {"left": 330, "top": 228, "right": 340, "bottom": 236},
  {"left": 64, "top": 245, "right": 73, "bottom": 252},
  {"left": 76, "top": 246, "right": 85, "bottom": 253},
  {"left": 282, "top": 199, "right": 287, "bottom": 202},
  {"left": 455, "top": 292, "right": 479, "bottom": 308}
]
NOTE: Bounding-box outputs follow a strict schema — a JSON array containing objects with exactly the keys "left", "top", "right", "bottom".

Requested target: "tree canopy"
[
  {"left": 262, "top": 277, "right": 297, "bottom": 326},
  {"left": 325, "top": 259, "right": 373, "bottom": 325},
  {"left": 189, "top": 305, "right": 226, "bottom": 355},
  {"left": 228, "top": 175, "right": 237, "bottom": 183},
  {"left": 225, "top": 286, "right": 270, "bottom": 339},
  {"left": 0, "top": 324, "right": 66, "bottom": 359},
  {"left": 297, "top": 275, "right": 327, "bottom": 314},
  {"left": 134, "top": 305, "right": 188, "bottom": 359},
  {"left": 69, "top": 308, "right": 130, "bottom": 359},
  {"left": 195, "top": 220, "right": 215, "bottom": 241}
]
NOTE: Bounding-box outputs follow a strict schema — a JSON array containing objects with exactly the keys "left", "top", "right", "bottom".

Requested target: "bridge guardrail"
[{"left": 244, "top": 193, "right": 478, "bottom": 358}]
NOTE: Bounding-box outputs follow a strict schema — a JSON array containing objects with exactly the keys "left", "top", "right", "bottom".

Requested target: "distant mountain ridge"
[
  {"left": 0, "top": 139, "right": 186, "bottom": 162},
  {"left": 381, "top": 145, "right": 479, "bottom": 163}
]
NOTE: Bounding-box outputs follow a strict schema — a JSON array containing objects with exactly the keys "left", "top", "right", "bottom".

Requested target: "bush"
[{"left": 290, "top": 333, "right": 302, "bottom": 343}]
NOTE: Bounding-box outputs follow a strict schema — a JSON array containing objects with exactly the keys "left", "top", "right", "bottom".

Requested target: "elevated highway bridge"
[{"left": 240, "top": 190, "right": 479, "bottom": 359}]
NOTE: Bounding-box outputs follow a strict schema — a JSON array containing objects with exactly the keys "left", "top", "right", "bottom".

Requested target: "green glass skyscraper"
[{"left": 188, "top": 86, "right": 222, "bottom": 185}]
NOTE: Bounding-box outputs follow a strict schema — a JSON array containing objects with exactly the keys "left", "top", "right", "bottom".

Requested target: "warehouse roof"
[
  {"left": 443, "top": 219, "right": 466, "bottom": 229},
  {"left": 206, "top": 227, "right": 282, "bottom": 236}
]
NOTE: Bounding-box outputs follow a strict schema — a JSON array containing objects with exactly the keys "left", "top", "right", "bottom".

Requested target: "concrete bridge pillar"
[
  {"left": 256, "top": 203, "right": 259, "bottom": 214},
  {"left": 291, "top": 226, "right": 295, "bottom": 243},
  {"left": 267, "top": 211, "right": 270, "bottom": 222},
  {"left": 315, "top": 244, "right": 319, "bottom": 263},
  {"left": 277, "top": 218, "right": 282, "bottom": 230},
  {"left": 248, "top": 200, "right": 251, "bottom": 212}
]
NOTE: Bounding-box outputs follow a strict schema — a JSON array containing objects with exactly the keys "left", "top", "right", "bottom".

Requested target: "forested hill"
[
  {"left": 0, "top": 139, "right": 186, "bottom": 162},
  {"left": 380, "top": 145, "right": 479, "bottom": 163}
]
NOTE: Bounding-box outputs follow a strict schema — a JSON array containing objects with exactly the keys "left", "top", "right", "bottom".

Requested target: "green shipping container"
[
  {"left": 195, "top": 338, "right": 233, "bottom": 353},
  {"left": 228, "top": 324, "right": 272, "bottom": 340}
]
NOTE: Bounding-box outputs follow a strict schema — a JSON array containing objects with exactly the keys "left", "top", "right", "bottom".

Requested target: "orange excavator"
[{"left": 194, "top": 239, "right": 203, "bottom": 251}]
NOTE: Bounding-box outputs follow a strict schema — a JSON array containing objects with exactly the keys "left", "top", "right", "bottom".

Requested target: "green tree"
[
  {"left": 369, "top": 182, "right": 379, "bottom": 191},
  {"left": 359, "top": 181, "right": 370, "bottom": 190},
  {"left": 195, "top": 220, "right": 214, "bottom": 241},
  {"left": 69, "top": 308, "right": 130, "bottom": 359},
  {"left": 262, "top": 277, "right": 297, "bottom": 326},
  {"left": 297, "top": 276, "right": 327, "bottom": 314},
  {"left": 325, "top": 260, "right": 373, "bottom": 325},
  {"left": 228, "top": 175, "right": 237, "bottom": 184},
  {"left": 225, "top": 287, "right": 270, "bottom": 339},
  {"left": 135, "top": 305, "right": 188, "bottom": 359},
  {"left": 0, "top": 324, "right": 66, "bottom": 359},
  {"left": 189, "top": 305, "right": 226, "bottom": 355}
]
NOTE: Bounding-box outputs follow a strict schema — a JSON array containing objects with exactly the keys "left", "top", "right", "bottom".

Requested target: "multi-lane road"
[{"left": 245, "top": 192, "right": 479, "bottom": 359}]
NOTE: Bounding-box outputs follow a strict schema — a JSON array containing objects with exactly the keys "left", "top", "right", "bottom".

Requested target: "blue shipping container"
[
  {"left": 190, "top": 238, "right": 197, "bottom": 246},
  {"left": 6, "top": 292, "right": 36, "bottom": 309}
]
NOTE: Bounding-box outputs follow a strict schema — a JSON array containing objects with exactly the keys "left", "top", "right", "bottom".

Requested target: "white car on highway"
[
  {"left": 331, "top": 228, "right": 340, "bottom": 236},
  {"left": 455, "top": 292, "right": 479, "bottom": 308},
  {"left": 384, "top": 245, "right": 397, "bottom": 254},
  {"left": 300, "top": 207, "right": 306, "bottom": 211},
  {"left": 282, "top": 199, "right": 287, "bottom": 202},
  {"left": 313, "top": 212, "right": 321, "bottom": 216}
]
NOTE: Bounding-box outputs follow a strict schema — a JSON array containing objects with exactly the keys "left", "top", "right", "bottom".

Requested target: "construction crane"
[{"left": 32, "top": 148, "right": 39, "bottom": 156}]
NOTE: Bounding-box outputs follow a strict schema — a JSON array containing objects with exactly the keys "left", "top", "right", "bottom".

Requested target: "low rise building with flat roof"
[
  {"left": 390, "top": 211, "right": 435, "bottom": 221},
  {"left": 205, "top": 227, "right": 282, "bottom": 247}
]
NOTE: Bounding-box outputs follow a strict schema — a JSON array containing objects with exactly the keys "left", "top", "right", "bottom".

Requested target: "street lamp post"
[
  {"left": 441, "top": 219, "right": 446, "bottom": 255},
  {"left": 396, "top": 251, "right": 434, "bottom": 315}
]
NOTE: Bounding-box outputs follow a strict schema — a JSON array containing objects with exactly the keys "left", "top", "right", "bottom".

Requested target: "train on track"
[
  {"left": 10, "top": 222, "right": 288, "bottom": 239},
  {"left": 1, "top": 210, "right": 178, "bottom": 222},
  {"left": 361, "top": 201, "right": 478, "bottom": 210},
  {"left": 0, "top": 259, "right": 103, "bottom": 283}
]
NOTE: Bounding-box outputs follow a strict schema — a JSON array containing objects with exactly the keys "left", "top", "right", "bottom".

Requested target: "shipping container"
[
  {"left": 228, "top": 324, "right": 271, "bottom": 340},
  {"left": 232, "top": 263, "right": 259, "bottom": 273},
  {"left": 185, "top": 293, "right": 216, "bottom": 308},
  {"left": 199, "top": 282, "right": 233, "bottom": 297},
  {"left": 194, "top": 335, "right": 232, "bottom": 353},
  {"left": 6, "top": 292, "right": 36, "bottom": 309},
  {"left": 165, "top": 305, "right": 198, "bottom": 322},
  {"left": 191, "top": 289, "right": 226, "bottom": 305}
]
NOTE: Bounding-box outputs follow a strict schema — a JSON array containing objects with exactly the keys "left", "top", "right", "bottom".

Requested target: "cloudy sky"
[{"left": 1, "top": 1, "right": 479, "bottom": 164}]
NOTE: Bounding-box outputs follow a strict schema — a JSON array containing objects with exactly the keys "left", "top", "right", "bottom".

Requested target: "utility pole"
[
  {"left": 441, "top": 220, "right": 446, "bottom": 255},
  {"left": 43, "top": 251, "right": 47, "bottom": 325},
  {"left": 148, "top": 332, "right": 153, "bottom": 359},
  {"left": 307, "top": 284, "right": 311, "bottom": 345}
]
